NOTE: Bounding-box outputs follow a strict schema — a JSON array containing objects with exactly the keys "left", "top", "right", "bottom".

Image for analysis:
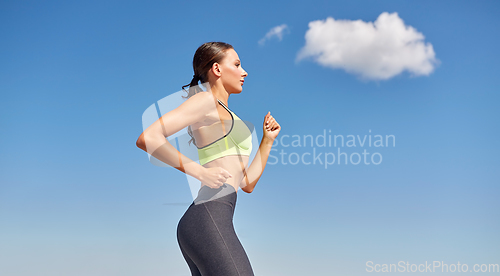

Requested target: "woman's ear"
[{"left": 211, "top": 62, "right": 222, "bottom": 77}]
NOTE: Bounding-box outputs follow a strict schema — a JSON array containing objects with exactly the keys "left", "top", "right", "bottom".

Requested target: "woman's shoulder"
[
  {"left": 185, "top": 92, "right": 219, "bottom": 127},
  {"left": 189, "top": 91, "right": 214, "bottom": 101},
  {"left": 183, "top": 91, "right": 216, "bottom": 111}
]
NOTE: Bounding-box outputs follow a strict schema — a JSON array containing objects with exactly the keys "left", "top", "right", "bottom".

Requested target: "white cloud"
[
  {"left": 296, "top": 12, "right": 439, "bottom": 80},
  {"left": 259, "top": 24, "right": 290, "bottom": 46}
]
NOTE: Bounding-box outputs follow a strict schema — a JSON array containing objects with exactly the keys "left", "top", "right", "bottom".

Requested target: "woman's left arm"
[{"left": 240, "top": 112, "right": 280, "bottom": 193}]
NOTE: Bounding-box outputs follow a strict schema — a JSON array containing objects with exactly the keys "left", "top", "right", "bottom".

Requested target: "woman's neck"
[{"left": 207, "top": 82, "right": 230, "bottom": 107}]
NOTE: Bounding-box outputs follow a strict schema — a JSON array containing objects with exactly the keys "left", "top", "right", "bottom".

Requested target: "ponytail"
[{"left": 181, "top": 74, "right": 204, "bottom": 99}]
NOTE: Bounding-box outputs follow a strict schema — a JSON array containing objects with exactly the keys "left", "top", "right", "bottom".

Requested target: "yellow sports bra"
[{"left": 195, "top": 99, "right": 253, "bottom": 165}]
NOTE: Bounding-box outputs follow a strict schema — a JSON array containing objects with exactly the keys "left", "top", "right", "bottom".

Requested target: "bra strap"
[{"left": 217, "top": 98, "right": 231, "bottom": 113}]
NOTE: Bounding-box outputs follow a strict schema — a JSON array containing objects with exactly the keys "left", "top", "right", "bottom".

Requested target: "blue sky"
[{"left": 1, "top": 0, "right": 499, "bottom": 275}]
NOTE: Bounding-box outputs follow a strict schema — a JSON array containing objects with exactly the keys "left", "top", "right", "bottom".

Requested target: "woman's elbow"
[
  {"left": 136, "top": 132, "right": 147, "bottom": 151},
  {"left": 242, "top": 186, "right": 254, "bottom": 194}
]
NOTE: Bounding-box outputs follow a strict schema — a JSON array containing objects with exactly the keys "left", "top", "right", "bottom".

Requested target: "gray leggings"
[{"left": 177, "top": 184, "right": 254, "bottom": 276}]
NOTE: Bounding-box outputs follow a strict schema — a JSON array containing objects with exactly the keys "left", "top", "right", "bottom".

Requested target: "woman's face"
[{"left": 217, "top": 48, "right": 248, "bottom": 93}]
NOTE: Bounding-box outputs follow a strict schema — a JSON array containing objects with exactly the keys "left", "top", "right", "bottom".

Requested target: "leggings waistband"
[{"left": 193, "top": 183, "right": 237, "bottom": 205}]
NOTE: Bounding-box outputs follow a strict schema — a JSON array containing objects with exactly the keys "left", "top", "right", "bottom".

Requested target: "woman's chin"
[{"left": 232, "top": 86, "right": 243, "bottom": 94}]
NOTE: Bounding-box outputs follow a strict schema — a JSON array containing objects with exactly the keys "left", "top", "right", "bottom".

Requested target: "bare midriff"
[{"left": 201, "top": 154, "right": 250, "bottom": 192}]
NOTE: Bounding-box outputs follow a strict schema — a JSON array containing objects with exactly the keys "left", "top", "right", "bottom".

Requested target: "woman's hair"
[
  {"left": 182, "top": 41, "right": 234, "bottom": 147},
  {"left": 182, "top": 41, "right": 234, "bottom": 99}
]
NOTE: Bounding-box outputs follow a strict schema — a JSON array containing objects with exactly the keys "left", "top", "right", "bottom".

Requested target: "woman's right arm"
[
  {"left": 136, "top": 92, "right": 232, "bottom": 187},
  {"left": 136, "top": 131, "right": 204, "bottom": 180}
]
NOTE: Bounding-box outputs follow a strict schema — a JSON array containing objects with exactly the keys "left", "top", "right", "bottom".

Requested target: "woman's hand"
[
  {"left": 199, "top": 167, "right": 233, "bottom": 189},
  {"left": 263, "top": 111, "right": 281, "bottom": 142}
]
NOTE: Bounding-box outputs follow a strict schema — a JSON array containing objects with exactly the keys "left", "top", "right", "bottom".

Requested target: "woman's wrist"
[
  {"left": 262, "top": 136, "right": 275, "bottom": 146},
  {"left": 184, "top": 161, "right": 206, "bottom": 182}
]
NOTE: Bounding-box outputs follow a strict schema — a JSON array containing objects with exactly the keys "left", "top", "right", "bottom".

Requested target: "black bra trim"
[{"left": 193, "top": 99, "right": 234, "bottom": 149}]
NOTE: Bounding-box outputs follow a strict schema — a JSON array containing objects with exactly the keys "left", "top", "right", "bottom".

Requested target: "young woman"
[{"left": 136, "top": 42, "right": 281, "bottom": 276}]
